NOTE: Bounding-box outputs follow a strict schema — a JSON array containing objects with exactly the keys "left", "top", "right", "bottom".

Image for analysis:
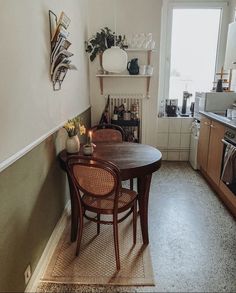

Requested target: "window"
[
  {"left": 169, "top": 9, "right": 221, "bottom": 103},
  {"left": 159, "top": 1, "right": 229, "bottom": 112}
]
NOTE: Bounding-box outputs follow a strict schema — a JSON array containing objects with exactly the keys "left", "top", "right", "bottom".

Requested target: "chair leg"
[
  {"left": 133, "top": 201, "right": 137, "bottom": 245},
  {"left": 97, "top": 213, "right": 100, "bottom": 235},
  {"left": 76, "top": 213, "right": 84, "bottom": 256},
  {"left": 130, "top": 178, "right": 134, "bottom": 190},
  {"left": 113, "top": 215, "right": 120, "bottom": 271}
]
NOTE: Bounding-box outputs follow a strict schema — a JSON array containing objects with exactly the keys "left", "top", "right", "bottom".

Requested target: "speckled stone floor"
[{"left": 37, "top": 162, "right": 236, "bottom": 293}]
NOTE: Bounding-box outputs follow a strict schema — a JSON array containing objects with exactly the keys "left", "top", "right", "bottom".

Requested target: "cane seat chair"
[
  {"left": 90, "top": 124, "right": 134, "bottom": 190},
  {"left": 91, "top": 123, "right": 125, "bottom": 143},
  {"left": 67, "top": 155, "right": 138, "bottom": 271}
]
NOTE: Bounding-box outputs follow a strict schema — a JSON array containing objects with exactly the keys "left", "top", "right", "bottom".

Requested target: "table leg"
[{"left": 137, "top": 174, "right": 152, "bottom": 245}]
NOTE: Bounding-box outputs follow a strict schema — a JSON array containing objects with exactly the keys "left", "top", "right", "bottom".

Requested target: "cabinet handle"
[
  {"left": 204, "top": 122, "right": 210, "bottom": 126},
  {"left": 210, "top": 124, "right": 215, "bottom": 128}
]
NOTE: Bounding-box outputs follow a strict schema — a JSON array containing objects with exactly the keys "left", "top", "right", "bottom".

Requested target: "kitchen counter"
[{"left": 199, "top": 110, "right": 236, "bottom": 129}]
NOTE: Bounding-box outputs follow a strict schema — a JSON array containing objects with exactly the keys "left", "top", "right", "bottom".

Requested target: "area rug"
[{"left": 39, "top": 215, "right": 155, "bottom": 287}]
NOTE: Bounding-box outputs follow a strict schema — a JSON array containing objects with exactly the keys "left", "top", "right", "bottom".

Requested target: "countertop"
[{"left": 199, "top": 110, "right": 236, "bottom": 130}]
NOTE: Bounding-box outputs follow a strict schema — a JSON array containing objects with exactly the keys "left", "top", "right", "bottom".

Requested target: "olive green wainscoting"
[{"left": 0, "top": 108, "right": 91, "bottom": 292}]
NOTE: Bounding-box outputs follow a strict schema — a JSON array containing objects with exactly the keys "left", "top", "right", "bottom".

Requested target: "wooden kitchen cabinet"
[
  {"left": 198, "top": 117, "right": 225, "bottom": 185},
  {"left": 207, "top": 120, "right": 225, "bottom": 185},
  {"left": 198, "top": 114, "right": 235, "bottom": 217}
]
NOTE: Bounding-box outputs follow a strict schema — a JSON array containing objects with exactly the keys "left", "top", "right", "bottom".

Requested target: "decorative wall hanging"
[{"left": 49, "top": 10, "right": 77, "bottom": 91}]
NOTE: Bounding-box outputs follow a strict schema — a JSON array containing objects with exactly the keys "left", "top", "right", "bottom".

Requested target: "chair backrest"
[
  {"left": 67, "top": 156, "right": 121, "bottom": 203},
  {"left": 91, "top": 124, "right": 124, "bottom": 143}
]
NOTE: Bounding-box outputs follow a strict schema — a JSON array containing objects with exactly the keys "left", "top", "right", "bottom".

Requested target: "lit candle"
[{"left": 88, "top": 130, "right": 92, "bottom": 144}]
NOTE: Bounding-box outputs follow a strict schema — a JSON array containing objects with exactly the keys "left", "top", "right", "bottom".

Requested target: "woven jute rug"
[{"left": 39, "top": 215, "right": 155, "bottom": 287}]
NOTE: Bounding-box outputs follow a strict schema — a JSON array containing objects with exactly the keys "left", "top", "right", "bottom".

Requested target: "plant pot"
[
  {"left": 66, "top": 135, "right": 80, "bottom": 154},
  {"left": 83, "top": 144, "right": 94, "bottom": 156}
]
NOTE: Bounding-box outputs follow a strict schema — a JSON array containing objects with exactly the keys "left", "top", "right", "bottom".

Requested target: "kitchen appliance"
[
  {"left": 180, "top": 91, "right": 192, "bottom": 117},
  {"left": 221, "top": 127, "right": 236, "bottom": 196},
  {"left": 165, "top": 99, "right": 178, "bottom": 117},
  {"left": 194, "top": 92, "right": 236, "bottom": 120},
  {"left": 190, "top": 102, "right": 195, "bottom": 117}
]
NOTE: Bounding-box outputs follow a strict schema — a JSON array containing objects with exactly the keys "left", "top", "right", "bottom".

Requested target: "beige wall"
[
  {"left": 0, "top": 0, "right": 90, "bottom": 291},
  {"left": 87, "top": 0, "right": 162, "bottom": 146},
  {"left": 0, "top": 0, "right": 90, "bottom": 165}
]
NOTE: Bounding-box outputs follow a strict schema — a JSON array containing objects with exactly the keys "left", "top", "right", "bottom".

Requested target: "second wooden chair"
[{"left": 91, "top": 124, "right": 134, "bottom": 189}]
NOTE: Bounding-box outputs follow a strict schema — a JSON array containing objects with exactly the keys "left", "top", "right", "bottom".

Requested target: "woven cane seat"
[
  {"left": 82, "top": 188, "right": 137, "bottom": 211},
  {"left": 73, "top": 165, "right": 115, "bottom": 196}
]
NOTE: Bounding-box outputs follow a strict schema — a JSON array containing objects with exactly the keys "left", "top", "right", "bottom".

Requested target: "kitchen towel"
[{"left": 221, "top": 143, "right": 236, "bottom": 184}]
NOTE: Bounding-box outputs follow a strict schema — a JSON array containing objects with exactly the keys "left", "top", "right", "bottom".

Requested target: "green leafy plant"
[{"left": 85, "top": 27, "right": 127, "bottom": 62}]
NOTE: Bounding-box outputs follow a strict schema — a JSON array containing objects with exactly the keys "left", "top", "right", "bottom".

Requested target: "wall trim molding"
[
  {"left": 24, "top": 201, "right": 71, "bottom": 293},
  {"left": 0, "top": 105, "right": 91, "bottom": 173}
]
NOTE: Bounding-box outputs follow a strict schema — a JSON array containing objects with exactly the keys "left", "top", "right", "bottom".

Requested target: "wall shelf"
[
  {"left": 96, "top": 74, "right": 152, "bottom": 95},
  {"left": 96, "top": 74, "right": 152, "bottom": 77},
  {"left": 96, "top": 48, "right": 155, "bottom": 96}
]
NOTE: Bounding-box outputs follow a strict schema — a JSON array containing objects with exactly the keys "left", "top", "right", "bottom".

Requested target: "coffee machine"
[{"left": 165, "top": 99, "right": 178, "bottom": 117}]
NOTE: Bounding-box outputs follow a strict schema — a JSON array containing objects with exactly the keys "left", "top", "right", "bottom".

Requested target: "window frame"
[{"left": 158, "top": 0, "right": 230, "bottom": 110}]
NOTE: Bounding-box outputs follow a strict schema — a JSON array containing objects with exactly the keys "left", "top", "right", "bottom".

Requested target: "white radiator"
[
  {"left": 105, "top": 94, "right": 145, "bottom": 142},
  {"left": 105, "top": 94, "right": 144, "bottom": 121}
]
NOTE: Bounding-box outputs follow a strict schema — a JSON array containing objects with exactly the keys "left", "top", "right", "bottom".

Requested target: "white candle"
[{"left": 88, "top": 130, "right": 92, "bottom": 144}]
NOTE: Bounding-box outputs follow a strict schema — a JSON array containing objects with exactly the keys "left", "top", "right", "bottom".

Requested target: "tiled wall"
[{"left": 156, "top": 117, "right": 194, "bottom": 161}]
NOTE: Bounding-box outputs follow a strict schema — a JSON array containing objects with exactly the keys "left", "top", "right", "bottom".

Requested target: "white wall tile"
[
  {"left": 156, "top": 133, "right": 169, "bottom": 149},
  {"left": 181, "top": 118, "right": 194, "bottom": 133},
  {"left": 157, "top": 118, "right": 169, "bottom": 133},
  {"left": 167, "top": 151, "right": 180, "bottom": 161},
  {"left": 180, "top": 151, "right": 190, "bottom": 161},
  {"left": 161, "top": 151, "right": 168, "bottom": 160},
  {"left": 169, "top": 118, "right": 182, "bottom": 133},
  {"left": 168, "top": 133, "right": 180, "bottom": 149},
  {"left": 180, "top": 133, "right": 191, "bottom": 149}
]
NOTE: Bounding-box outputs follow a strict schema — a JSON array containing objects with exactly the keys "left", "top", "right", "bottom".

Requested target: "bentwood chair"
[
  {"left": 91, "top": 123, "right": 124, "bottom": 143},
  {"left": 67, "top": 156, "right": 138, "bottom": 271},
  {"left": 91, "top": 124, "right": 134, "bottom": 190}
]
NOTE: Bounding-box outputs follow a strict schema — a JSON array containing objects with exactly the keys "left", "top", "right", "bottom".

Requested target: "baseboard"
[{"left": 25, "top": 201, "right": 71, "bottom": 292}]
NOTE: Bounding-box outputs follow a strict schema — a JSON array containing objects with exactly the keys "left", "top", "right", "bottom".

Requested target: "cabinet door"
[
  {"left": 197, "top": 117, "right": 211, "bottom": 172},
  {"left": 207, "top": 120, "right": 225, "bottom": 185}
]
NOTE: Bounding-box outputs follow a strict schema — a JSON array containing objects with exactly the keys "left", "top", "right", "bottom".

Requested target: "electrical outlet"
[{"left": 24, "top": 264, "right": 31, "bottom": 285}]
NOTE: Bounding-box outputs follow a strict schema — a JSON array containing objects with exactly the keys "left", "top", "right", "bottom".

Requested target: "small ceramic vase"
[{"left": 66, "top": 135, "right": 80, "bottom": 154}]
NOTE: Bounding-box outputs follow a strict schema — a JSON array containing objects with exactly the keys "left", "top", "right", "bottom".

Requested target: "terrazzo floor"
[{"left": 37, "top": 162, "right": 236, "bottom": 293}]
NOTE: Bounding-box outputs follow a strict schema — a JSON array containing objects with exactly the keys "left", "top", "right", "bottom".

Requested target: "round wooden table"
[{"left": 59, "top": 142, "right": 162, "bottom": 245}]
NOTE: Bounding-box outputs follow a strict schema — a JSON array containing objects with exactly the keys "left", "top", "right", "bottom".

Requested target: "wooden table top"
[{"left": 59, "top": 142, "right": 162, "bottom": 180}]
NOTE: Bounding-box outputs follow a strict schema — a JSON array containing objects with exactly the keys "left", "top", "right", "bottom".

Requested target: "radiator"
[
  {"left": 105, "top": 94, "right": 145, "bottom": 142},
  {"left": 105, "top": 94, "right": 144, "bottom": 121}
]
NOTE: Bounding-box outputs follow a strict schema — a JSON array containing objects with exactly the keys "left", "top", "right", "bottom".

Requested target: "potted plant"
[
  {"left": 85, "top": 27, "right": 128, "bottom": 63},
  {"left": 63, "top": 117, "right": 86, "bottom": 153}
]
